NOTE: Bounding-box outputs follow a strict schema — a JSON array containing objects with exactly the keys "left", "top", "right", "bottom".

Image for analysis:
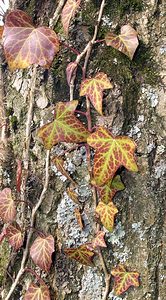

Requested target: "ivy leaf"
[
  {"left": 87, "top": 127, "right": 138, "bottom": 186},
  {"left": 6, "top": 223, "right": 23, "bottom": 251},
  {"left": 64, "top": 244, "right": 94, "bottom": 266},
  {"left": 24, "top": 282, "right": 50, "bottom": 300},
  {"left": 91, "top": 231, "right": 107, "bottom": 249},
  {"left": 3, "top": 10, "right": 59, "bottom": 70},
  {"left": 80, "top": 73, "right": 113, "bottom": 115},
  {"left": 98, "top": 175, "right": 125, "bottom": 204},
  {"left": 0, "top": 188, "right": 16, "bottom": 223},
  {"left": 66, "top": 62, "right": 77, "bottom": 86},
  {"left": 105, "top": 24, "right": 139, "bottom": 59},
  {"left": 96, "top": 201, "right": 118, "bottom": 232},
  {"left": 0, "top": 226, "right": 7, "bottom": 244},
  {"left": 111, "top": 264, "right": 140, "bottom": 295},
  {"left": 61, "top": 0, "right": 81, "bottom": 35},
  {"left": 30, "top": 235, "right": 54, "bottom": 272},
  {"left": 16, "top": 159, "right": 22, "bottom": 193},
  {"left": 38, "top": 101, "right": 89, "bottom": 150}
]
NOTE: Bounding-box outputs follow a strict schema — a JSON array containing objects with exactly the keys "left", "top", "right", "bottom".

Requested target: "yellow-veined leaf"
[
  {"left": 24, "top": 282, "right": 50, "bottom": 300},
  {"left": 96, "top": 201, "right": 118, "bottom": 232},
  {"left": 80, "top": 73, "right": 113, "bottom": 115},
  {"left": 6, "top": 223, "right": 23, "bottom": 251},
  {"left": 87, "top": 127, "right": 138, "bottom": 186},
  {"left": 38, "top": 101, "right": 89, "bottom": 150},
  {"left": 98, "top": 175, "right": 125, "bottom": 204},
  {"left": 111, "top": 264, "right": 140, "bottom": 295},
  {"left": 0, "top": 188, "right": 16, "bottom": 223},
  {"left": 30, "top": 235, "right": 54, "bottom": 272},
  {"left": 61, "top": 0, "right": 81, "bottom": 35},
  {"left": 64, "top": 244, "right": 94, "bottom": 266},
  {"left": 3, "top": 10, "right": 59, "bottom": 70},
  {"left": 105, "top": 24, "right": 139, "bottom": 59}
]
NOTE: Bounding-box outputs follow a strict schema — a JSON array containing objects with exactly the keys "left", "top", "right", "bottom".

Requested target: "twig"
[
  {"left": 49, "top": 0, "right": 66, "bottom": 29},
  {"left": 5, "top": 150, "right": 50, "bottom": 300},
  {"left": 20, "top": 65, "right": 37, "bottom": 225}
]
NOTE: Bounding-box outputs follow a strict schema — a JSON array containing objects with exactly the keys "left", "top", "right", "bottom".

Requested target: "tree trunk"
[{"left": 0, "top": 0, "right": 165, "bottom": 299}]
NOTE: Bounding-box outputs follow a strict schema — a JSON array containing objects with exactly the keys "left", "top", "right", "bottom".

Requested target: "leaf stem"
[
  {"left": 61, "top": 41, "right": 80, "bottom": 55},
  {"left": 25, "top": 268, "right": 45, "bottom": 286},
  {"left": 5, "top": 150, "right": 50, "bottom": 300}
]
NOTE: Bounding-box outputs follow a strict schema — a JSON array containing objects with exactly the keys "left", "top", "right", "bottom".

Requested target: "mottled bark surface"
[{"left": 0, "top": 0, "right": 165, "bottom": 299}]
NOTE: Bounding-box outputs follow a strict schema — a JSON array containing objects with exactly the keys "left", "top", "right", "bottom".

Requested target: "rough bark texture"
[{"left": 0, "top": 0, "right": 165, "bottom": 300}]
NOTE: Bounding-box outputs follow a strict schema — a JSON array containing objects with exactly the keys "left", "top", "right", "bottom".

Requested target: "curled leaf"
[
  {"left": 61, "top": 0, "right": 81, "bottom": 35},
  {"left": 3, "top": 10, "right": 59, "bottom": 70},
  {"left": 87, "top": 127, "right": 138, "bottom": 186},
  {"left": 105, "top": 24, "right": 139, "bottom": 59},
  {"left": 0, "top": 188, "right": 16, "bottom": 223},
  {"left": 38, "top": 101, "right": 89, "bottom": 150},
  {"left": 66, "top": 62, "right": 77, "bottom": 86},
  {"left": 75, "top": 207, "right": 84, "bottom": 230},
  {"left": 24, "top": 282, "right": 51, "bottom": 300},
  {"left": 30, "top": 235, "right": 54, "bottom": 272},
  {"left": 111, "top": 264, "right": 140, "bottom": 295},
  {"left": 64, "top": 244, "right": 94, "bottom": 266},
  {"left": 96, "top": 201, "right": 118, "bottom": 232},
  {"left": 66, "top": 187, "right": 80, "bottom": 205},
  {"left": 80, "top": 73, "right": 113, "bottom": 115}
]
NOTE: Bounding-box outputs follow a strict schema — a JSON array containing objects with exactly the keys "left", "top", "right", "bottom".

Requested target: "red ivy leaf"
[
  {"left": 38, "top": 101, "right": 89, "bottom": 150},
  {"left": 98, "top": 175, "right": 125, "bottom": 204},
  {"left": 6, "top": 223, "right": 23, "bottom": 251},
  {"left": 24, "top": 282, "right": 51, "bottom": 300},
  {"left": 96, "top": 201, "right": 118, "bottom": 232},
  {"left": 66, "top": 62, "right": 77, "bottom": 86},
  {"left": 87, "top": 127, "right": 138, "bottom": 186},
  {"left": 64, "top": 244, "right": 94, "bottom": 266},
  {"left": 61, "top": 0, "right": 81, "bottom": 35},
  {"left": 3, "top": 10, "right": 59, "bottom": 70},
  {"left": 105, "top": 24, "right": 139, "bottom": 60},
  {"left": 80, "top": 73, "right": 113, "bottom": 115},
  {"left": 0, "top": 188, "right": 16, "bottom": 223},
  {"left": 30, "top": 235, "right": 54, "bottom": 272},
  {"left": 111, "top": 264, "right": 140, "bottom": 295},
  {"left": 91, "top": 231, "right": 107, "bottom": 249},
  {"left": 16, "top": 159, "right": 22, "bottom": 193}
]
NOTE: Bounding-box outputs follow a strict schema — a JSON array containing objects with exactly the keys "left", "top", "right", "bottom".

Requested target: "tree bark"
[{"left": 0, "top": 0, "right": 165, "bottom": 299}]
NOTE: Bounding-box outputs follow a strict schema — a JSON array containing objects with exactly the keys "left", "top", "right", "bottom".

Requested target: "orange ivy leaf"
[
  {"left": 24, "top": 282, "right": 50, "bottom": 300},
  {"left": 87, "top": 127, "right": 138, "bottom": 186},
  {"left": 38, "top": 101, "right": 89, "bottom": 150},
  {"left": 61, "top": 0, "right": 81, "bottom": 35},
  {"left": 111, "top": 264, "right": 140, "bottom": 295},
  {"left": 16, "top": 159, "right": 22, "bottom": 193},
  {"left": 75, "top": 208, "right": 84, "bottom": 230},
  {"left": 96, "top": 201, "right": 118, "bottom": 232},
  {"left": 91, "top": 231, "right": 107, "bottom": 249},
  {"left": 0, "top": 188, "right": 16, "bottom": 223},
  {"left": 66, "top": 187, "right": 80, "bottom": 205},
  {"left": 66, "top": 62, "right": 77, "bottom": 86},
  {"left": 64, "top": 244, "right": 94, "bottom": 266},
  {"left": 30, "top": 235, "right": 54, "bottom": 272},
  {"left": 80, "top": 73, "right": 113, "bottom": 115},
  {"left": 105, "top": 24, "right": 139, "bottom": 60},
  {"left": 6, "top": 223, "right": 23, "bottom": 251},
  {"left": 98, "top": 175, "right": 125, "bottom": 204},
  {"left": 3, "top": 10, "right": 59, "bottom": 70}
]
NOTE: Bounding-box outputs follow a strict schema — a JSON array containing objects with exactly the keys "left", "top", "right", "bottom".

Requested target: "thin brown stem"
[
  {"left": 25, "top": 268, "right": 45, "bottom": 285},
  {"left": 20, "top": 65, "right": 37, "bottom": 225},
  {"left": 5, "top": 150, "right": 50, "bottom": 300}
]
